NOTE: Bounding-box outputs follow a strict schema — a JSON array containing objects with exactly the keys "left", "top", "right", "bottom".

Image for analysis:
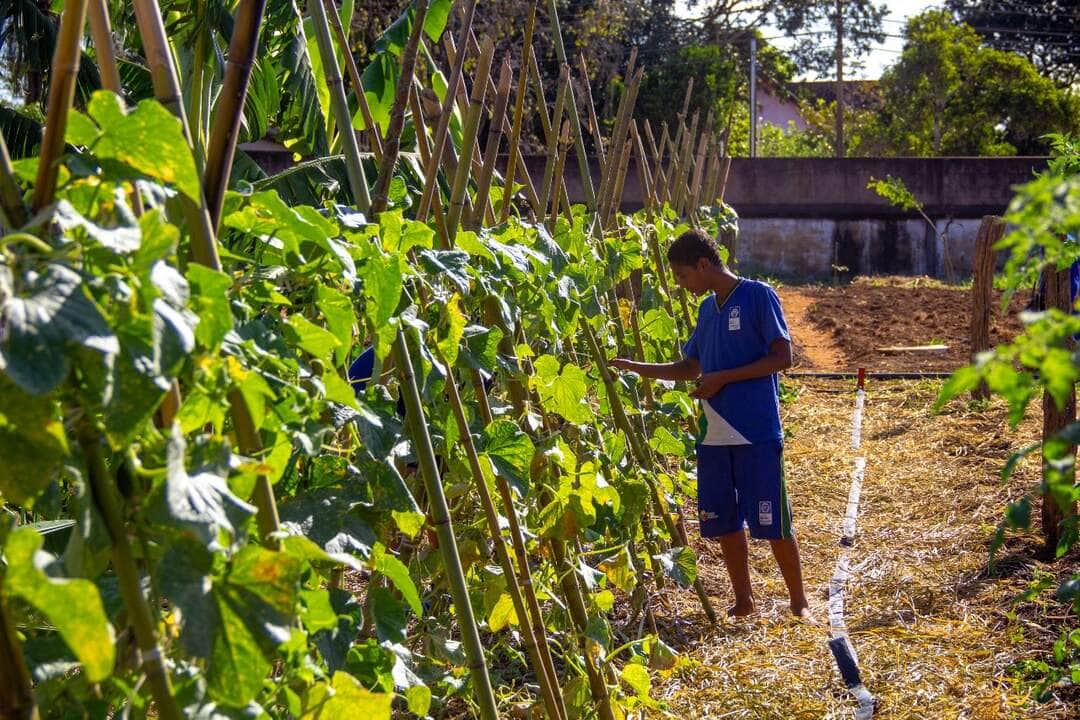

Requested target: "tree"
[
  {"left": 771, "top": 0, "right": 887, "bottom": 77},
  {"left": 946, "top": 0, "right": 1080, "bottom": 88},
  {"left": 869, "top": 9, "right": 1079, "bottom": 156}
]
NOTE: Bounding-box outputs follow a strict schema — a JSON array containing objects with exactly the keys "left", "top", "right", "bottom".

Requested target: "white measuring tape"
[{"left": 827, "top": 370, "right": 875, "bottom": 718}]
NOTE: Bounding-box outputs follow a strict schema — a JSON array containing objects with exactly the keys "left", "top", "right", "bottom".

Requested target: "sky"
[{"left": 677, "top": 1, "right": 943, "bottom": 80}]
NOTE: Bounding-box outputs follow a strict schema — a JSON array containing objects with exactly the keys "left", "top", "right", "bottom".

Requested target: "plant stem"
[
  {"left": 392, "top": 329, "right": 499, "bottom": 720},
  {"left": 77, "top": 421, "right": 183, "bottom": 720},
  {"left": 0, "top": 136, "right": 26, "bottom": 230},
  {"left": 0, "top": 585, "right": 38, "bottom": 720}
]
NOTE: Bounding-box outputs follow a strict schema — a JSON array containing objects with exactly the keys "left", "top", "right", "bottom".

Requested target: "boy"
[{"left": 609, "top": 228, "right": 810, "bottom": 618}]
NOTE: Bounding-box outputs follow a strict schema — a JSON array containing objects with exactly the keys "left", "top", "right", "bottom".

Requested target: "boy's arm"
[
  {"left": 609, "top": 356, "right": 701, "bottom": 382},
  {"left": 689, "top": 338, "right": 792, "bottom": 399}
]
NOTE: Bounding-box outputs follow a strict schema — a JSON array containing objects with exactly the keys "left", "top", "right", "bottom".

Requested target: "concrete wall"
[{"left": 520, "top": 155, "right": 1049, "bottom": 279}]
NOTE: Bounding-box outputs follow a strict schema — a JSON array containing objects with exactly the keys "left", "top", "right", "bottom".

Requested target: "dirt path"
[
  {"left": 779, "top": 287, "right": 847, "bottom": 371},
  {"left": 647, "top": 379, "right": 1076, "bottom": 718}
]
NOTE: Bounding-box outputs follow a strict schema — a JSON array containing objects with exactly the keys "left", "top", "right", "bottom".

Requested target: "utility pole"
[
  {"left": 749, "top": 36, "right": 757, "bottom": 158},
  {"left": 834, "top": 0, "right": 844, "bottom": 158}
]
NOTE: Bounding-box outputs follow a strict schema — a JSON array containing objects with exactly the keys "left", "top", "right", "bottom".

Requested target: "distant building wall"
[{"left": 521, "top": 156, "right": 1049, "bottom": 279}]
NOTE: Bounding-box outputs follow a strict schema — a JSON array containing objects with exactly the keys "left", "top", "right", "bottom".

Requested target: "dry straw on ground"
[{"left": 647, "top": 378, "right": 1077, "bottom": 720}]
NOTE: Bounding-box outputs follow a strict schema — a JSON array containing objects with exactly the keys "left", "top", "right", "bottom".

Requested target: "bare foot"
[
  {"left": 727, "top": 601, "right": 756, "bottom": 618},
  {"left": 791, "top": 604, "right": 818, "bottom": 623}
]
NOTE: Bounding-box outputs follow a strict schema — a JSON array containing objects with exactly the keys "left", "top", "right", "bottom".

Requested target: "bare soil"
[{"left": 779, "top": 277, "right": 1029, "bottom": 373}]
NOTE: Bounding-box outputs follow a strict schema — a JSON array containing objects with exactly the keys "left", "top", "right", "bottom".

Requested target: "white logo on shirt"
[
  {"left": 758, "top": 500, "right": 773, "bottom": 526},
  {"left": 728, "top": 305, "right": 741, "bottom": 331}
]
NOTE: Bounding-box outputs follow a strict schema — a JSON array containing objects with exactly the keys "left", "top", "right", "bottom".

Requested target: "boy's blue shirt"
[{"left": 682, "top": 279, "right": 789, "bottom": 444}]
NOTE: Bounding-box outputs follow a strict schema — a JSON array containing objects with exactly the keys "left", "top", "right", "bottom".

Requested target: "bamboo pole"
[
  {"left": 548, "top": 120, "right": 571, "bottom": 229},
  {"left": 408, "top": 82, "right": 451, "bottom": 238},
  {"left": 537, "top": 66, "right": 569, "bottom": 221},
  {"left": 203, "top": 0, "right": 268, "bottom": 228},
  {"left": 417, "top": 0, "right": 478, "bottom": 222},
  {"left": 444, "top": 36, "right": 495, "bottom": 241},
  {"left": 30, "top": 0, "right": 89, "bottom": 213},
  {"left": 393, "top": 330, "right": 499, "bottom": 720},
  {"left": 322, "top": 0, "right": 382, "bottom": 159},
  {"left": 468, "top": 57, "right": 512, "bottom": 229},
  {"left": 77, "top": 422, "right": 183, "bottom": 720},
  {"left": 500, "top": 4, "right": 538, "bottom": 223},
  {"left": 308, "top": 0, "right": 371, "bottom": 211},
  {"left": 440, "top": 357, "right": 566, "bottom": 720},
  {"left": 0, "top": 136, "right": 27, "bottom": 229},
  {"left": 543, "top": 0, "right": 596, "bottom": 211},
  {"left": 370, "top": 0, "right": 428, "bottom": 214},
  {"left": 576, "top": 52, "right": 606, "bottom": 174},
  {"left": 579, "top": 319, "right": 717, "bottom": 623},
  {"left": 88, "top": 0, "right": 122, "bottom": 95},
  {"left": 525, "top": 47, "right": 572, "bottom": 220},
  {"left": 0, "top": 591, "right": 37, "bottom": 720},
  {"left": 131, "top": 0, "right": 280, "bottom": 545}
]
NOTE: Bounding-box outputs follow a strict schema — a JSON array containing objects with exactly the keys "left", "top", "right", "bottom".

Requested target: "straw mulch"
[{"left": 647, "top": 378, "right": 1078, "bottom": 719}]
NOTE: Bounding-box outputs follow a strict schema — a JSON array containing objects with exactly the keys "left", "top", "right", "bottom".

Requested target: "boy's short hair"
[{"left": 667, "top": 228, "right": 724, "bottom": 267}]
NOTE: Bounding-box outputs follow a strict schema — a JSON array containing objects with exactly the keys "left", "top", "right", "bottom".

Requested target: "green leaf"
[
  {"left": 369, "top": 586, "right": 407, "bottom": 643},
  {"left": 78, "top": 91, "right": 201, "bottom": 202},
  {"left": 210, "top": 587, "right": 271, "bottom": 706},
  {"left": 187, "top": 264, "right": 234, "bottom": 348},
  {"left": 436, "top": 295, "right": 466, "bottom": 370},
  {"left": 315, "top": 283, "right": 355, "bottom": 365},
  {"left": 0, "top": 264, "right": 118, "bottom": 395},
  {"left": 358, "top": 251, "right": 403, "bottom": 358},
  {"left": 302, "top": 671, "right": 393, "bottom": 719},
  {"left": 0, "top": 376, "right": 68, "bottom": 506},
  {"left": 286, "top": 314, "right": 341, "bottom": 364},
  {"left": 649, "top": 427, "right": 687, "bottom": 457},
  {"left": 405, "top": 685, "right": 431, "bottom": 717},
  {"left": 620, "top": 662, "right": 652, "bottom": 699},
  {"left": 656, "top": 546, "right": 699, "bottom": 589},
  {"left": 934, "top": 365, "right": 981, "bottom": 412},
  {"left": 487, "top": 592, "right": 518, "bottom": 632},
  {"left": 372, "top": 544, "right": 421, "bottom": 616},
  {"left": 531, "top": 355, "right": 592, "bottom": 424},
  {"left": 482, "top": 420, "right": 535, "bottom": 496},
  {"left": 152, "top": 428, "right": 257, "bottom": 545},
  {"left": 4, "top": 527, "right": 116, "bottom": 681}
]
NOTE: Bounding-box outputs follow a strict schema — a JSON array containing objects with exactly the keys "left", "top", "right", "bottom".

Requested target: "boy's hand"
[
  {"left": 608, "top": 358, "right": 636, "bottom": 372},
  {"left": 690, "top": 371, "right": 726, "bottom": 399}
]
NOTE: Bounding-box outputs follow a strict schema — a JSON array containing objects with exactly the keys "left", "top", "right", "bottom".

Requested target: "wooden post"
[
  {"left": 969, "top": 215, "right": 1003, "bottom": 401},
  {"left": 1041, "top": 264, "right": 1077, "bottom": 553}
]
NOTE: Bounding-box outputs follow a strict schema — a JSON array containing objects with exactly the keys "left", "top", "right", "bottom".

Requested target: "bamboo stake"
[
  {"left": 579, "top": 319, "right": 717, "bottom": 623},
  {"left": 308, "top": 0, "right": 371, "bottom": 211},
  {"left": 440, "top": 357, "right": 566, "bottom": 720},
  {"left": 131, "top": 0, "right": 280, "bottom": 544},
  {"left": 417, "top": 0, "right": 478, "bottom": 222},
  {"left": 653, "top": 121, "right": 671, "bottom": 206},
  {"left": 548, "top": 120, "right": 571, "bottom": 229},
  {"left": 525, "top": 48, "right": 572, "bottom": 220},
  {"left": 544, "top": 0, "right": 596, "bottom": 211},
  {"left": 31, "top": 0, "right": 88, "bottom": 212},
  {"left": 596, "top": 55, "right": 639, "bottom": 225},
  {"left": 457, "top": 26, "right": 540, "bottom": 219},
  {"left": 370, "top": 0, "right": 428, "bottom": 214},
  {"left": 77, "top": 421, "right": 183, "bottom": 720},
  {"left": 393, "top": 329, "right": 500, "bottom": 720},
  {"left": 537, "top": 66, "right": 569, "bottom": 221},
  {"left": 88, "top": 0, "right": 122, "bottom": 95},
  {"left": 468, "top": 57, "right": 512, "bottom": 229},
  {"left": 444, "top": 36, "right": 494, "bottom": 241},
  {"left": 203, "top": 0, "right": 268, "bottom": 228},
  {"left": 0, "top": 136, "right": 27, "bottom": 229},
  {"left": 408, "top": 82, "right": 450, "bottom": 238},
  {"left": 0, "top": 589, "right": 37, "bottom": 720},
  {"left": 468, "top": 371, "right": 567, "bottom": 720},
  {"left": 576, "top": 52, "right": 606, "bottom": 174},
  {"left": 322, "top": 0, "right": 382, "bottom": 159},
  {"left": 500, "top": 4, "right": 538, "bottom": 223}
]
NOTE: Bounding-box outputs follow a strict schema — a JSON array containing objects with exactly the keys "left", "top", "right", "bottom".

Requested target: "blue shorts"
[{"left": 696, "top": 441, "right": 794, "bottom": 540}]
